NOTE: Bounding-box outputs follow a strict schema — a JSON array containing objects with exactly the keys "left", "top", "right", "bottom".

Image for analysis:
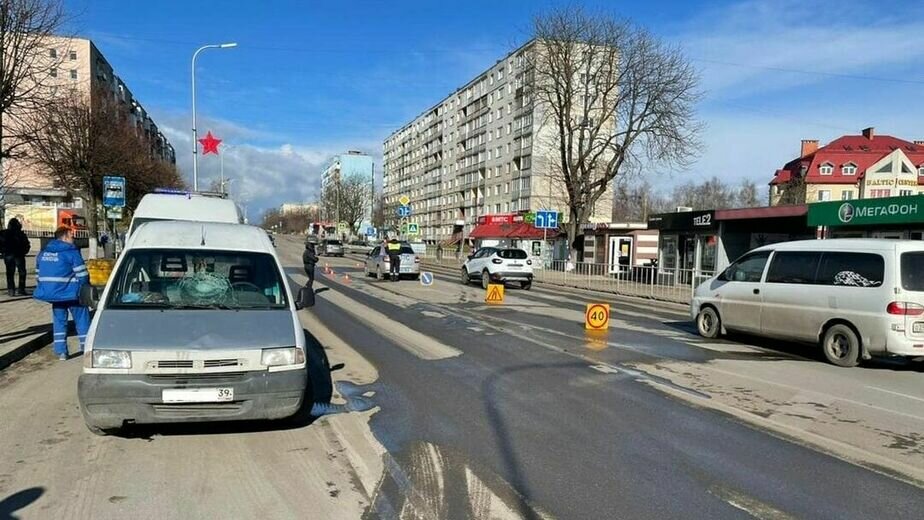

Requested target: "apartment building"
[
  {"left": 321, "top": 150, "right": 374, "bottom": 191},
  {"left": 2, "top": 36, "right": 175, "bottom": 207},
  {"left": 382, "top": 41, "right": 613, "bottom": 244}
]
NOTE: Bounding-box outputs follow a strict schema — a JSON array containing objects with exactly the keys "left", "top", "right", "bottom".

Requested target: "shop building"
[
  {"left": 581, "top": 223, "right": 658, "bottom": 273},
  {"left": 468, "top": 213, "right": 565, "bottom": 261}
]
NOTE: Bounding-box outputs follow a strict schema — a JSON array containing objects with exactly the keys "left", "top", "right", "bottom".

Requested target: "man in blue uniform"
[{"left": 34, "top": 227, "right": 91, "bottom": 360}]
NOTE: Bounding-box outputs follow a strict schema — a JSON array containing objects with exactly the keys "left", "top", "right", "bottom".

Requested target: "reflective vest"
[{"left": 386, "top": 242, "right": 401, "bottom": 253}]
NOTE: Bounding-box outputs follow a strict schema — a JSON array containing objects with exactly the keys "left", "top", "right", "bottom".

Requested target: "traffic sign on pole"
[
  {"left": 406, "top": 223, "right": 420, "bottom": 235},
  {"left": 534, "top": 210, "right": 559, "bottom": 229},
  {"left": 397, "top": 205, "right": 412, "bottom": 218},
  {"left": 102, "top": 176, "right": 126, "bottom": 208},
  {"left": 399, "top": 195, "right": 410, "bottom": 206}
]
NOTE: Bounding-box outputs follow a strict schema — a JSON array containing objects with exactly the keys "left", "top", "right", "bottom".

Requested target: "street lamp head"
[{"left": 220, "top": 42, "right": 238, "bottom": 48}]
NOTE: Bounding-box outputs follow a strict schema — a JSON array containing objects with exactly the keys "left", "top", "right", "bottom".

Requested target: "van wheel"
[
  {"left": 822, "top": 324, "right": 860, "bottom": 367},
  {"left": 461, "top": 268, "right": 470, "bottom": 285},
  {"left": 696, "top": 307, "right": 721, "bottom": 339}
]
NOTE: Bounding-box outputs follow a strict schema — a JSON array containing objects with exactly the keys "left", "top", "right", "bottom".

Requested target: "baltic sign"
[{"left": 808, "top": 194, "right": 924, "bottom": 227}]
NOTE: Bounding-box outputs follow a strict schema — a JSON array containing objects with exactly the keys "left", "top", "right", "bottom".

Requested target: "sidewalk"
[
  {"left": 0, "top": 289, "right": 52, "bottom": 369},
  {"left": 0, "top": 253, "right": 37, "bottom": 292}
]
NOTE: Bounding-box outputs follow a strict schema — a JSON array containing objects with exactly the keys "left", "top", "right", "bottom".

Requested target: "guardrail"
[{"left": 417, "top": 251, "right": 710, "bottom": 304}]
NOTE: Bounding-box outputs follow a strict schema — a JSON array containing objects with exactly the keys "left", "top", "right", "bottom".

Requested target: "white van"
[
  {"left": 127, "top": 190, "right": 242, "bottom": 236},
  {"left": 692, "top": 239, "right": 924, "bottom": 367},
  {"left": 77, "top": 221, "right": 315, "bottom": 435}
]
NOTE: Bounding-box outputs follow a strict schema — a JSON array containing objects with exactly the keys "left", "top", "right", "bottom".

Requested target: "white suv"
[{"left": 461, "top": 247, "right": 534, "bottom": 290}]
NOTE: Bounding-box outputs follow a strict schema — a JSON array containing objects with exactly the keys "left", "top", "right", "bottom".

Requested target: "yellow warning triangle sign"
[{"left": 485, "top": 284, "right": 504, "bottom": 304}]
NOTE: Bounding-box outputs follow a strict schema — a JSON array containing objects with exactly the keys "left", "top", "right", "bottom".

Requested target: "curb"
[{"left": 0, "top": 328, "right": 52, "bottom": 371}]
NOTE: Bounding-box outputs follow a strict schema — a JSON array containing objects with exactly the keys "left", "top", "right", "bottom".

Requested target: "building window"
[
  {"left": 504, "top": 183, "right": 509, "bottom": 194},
  {"left": 69, "top": 50, "right": 77, "bottom": 60},
  {"left": 869, "top": 189, "right": 891, "bottom": 198},
  {"left": 918, "top": 166, "right": 924, "bottom": 176},
  {"left": 842, "top": 163, "right": 856, "bottom": 175},
  {"left": 70, "top": 69, "right": 77, "bottom": 80},
  {"left": 900, "top": 189, "right": 914, "bottom": 196},
  {"left": 817, "top": 190, "right": 831, "bottom": 201},
  {"left": 819, "top": 163, "right": 834, "bottom": 175},
  {"left": 841, "top": 191, "right": 853, "bottom": 200},
  {"left": 49, "top": 49, "right": 57, "bottom": 58}
]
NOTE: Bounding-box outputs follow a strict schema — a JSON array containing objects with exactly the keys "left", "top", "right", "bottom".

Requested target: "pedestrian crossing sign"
[{"left": 485, "top": 283, "right": 504, "bottom": 304}]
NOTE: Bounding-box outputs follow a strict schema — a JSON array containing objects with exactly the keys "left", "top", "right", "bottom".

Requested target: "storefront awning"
[
  {"left": 469, "top": 222, "right": 560, "bottom": 239},
  {"left": 716, "top": 204, "right": 807, "bottom": 221}
]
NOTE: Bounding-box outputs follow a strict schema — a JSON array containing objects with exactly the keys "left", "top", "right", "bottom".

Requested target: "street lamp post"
[{"left": 191, "top": 42, "right": 237, "bottom": 192}]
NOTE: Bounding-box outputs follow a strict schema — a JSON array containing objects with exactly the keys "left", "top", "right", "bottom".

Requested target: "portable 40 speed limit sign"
[{"left": 585, "top": 303, "right": 610, "bottom": 331}]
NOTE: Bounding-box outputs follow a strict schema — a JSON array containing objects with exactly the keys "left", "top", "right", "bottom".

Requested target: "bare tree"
[
  {"left": 528, "top": 7, "right": 701, "bottom": 256},
  {"left": 736, "top": 179, "right": 762, "bottom": 207},
  {"left": 0, "top": 0, "right": 68, "bottom": 204},
  {"left": 27, "top": 86, "right": 179, "bottom": 251},
  {"left": 320, "top": 173, "right": 369, "bottom": 236}
]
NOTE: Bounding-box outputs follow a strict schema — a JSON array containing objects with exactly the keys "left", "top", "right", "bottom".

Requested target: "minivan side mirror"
[
  {"left": 79, "top": 284, "right": 100, "bottom": 308},
  {"left": 296, "top": 286, "right": 316, "bottom": 309}
]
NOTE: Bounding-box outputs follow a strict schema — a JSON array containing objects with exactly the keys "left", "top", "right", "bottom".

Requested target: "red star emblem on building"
[{"left": 198, "top": 131, "right": 222, "bottom": 155}]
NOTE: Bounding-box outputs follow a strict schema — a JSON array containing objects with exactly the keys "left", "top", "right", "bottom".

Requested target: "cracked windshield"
[{"left": 2, "top": 0, "right": 924, "bottom": 519}]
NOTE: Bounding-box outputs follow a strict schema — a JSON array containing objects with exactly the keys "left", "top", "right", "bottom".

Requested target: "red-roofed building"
[{"left": 769, "top": 127, "right": 924, "bottom": 206}]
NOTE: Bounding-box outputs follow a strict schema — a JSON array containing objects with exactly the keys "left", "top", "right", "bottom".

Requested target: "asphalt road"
[
  {"left": 2, "top": 235, "right": 923, "bottom": 519},
  {"left": 286, "top": 237, "right": 924, "bottom": 519}
]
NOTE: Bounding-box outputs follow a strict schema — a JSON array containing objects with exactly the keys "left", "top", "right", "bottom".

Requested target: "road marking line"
[
  {"left": 865, "top": 386, "right": 924, "bottom": 404},
  {"left": 708, "top": 485, "right": 796, "bottom": 520},
  {"left": 316, "top": 282, "right": 462, "bottom": 361}
]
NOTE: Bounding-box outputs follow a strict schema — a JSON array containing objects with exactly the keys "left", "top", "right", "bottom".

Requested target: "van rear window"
[
  {"left": 817, "top": 252, "right": 884, "bottom": 287},
  {"left": 900, "top": 252, "right": 924, "bottom": 291}
]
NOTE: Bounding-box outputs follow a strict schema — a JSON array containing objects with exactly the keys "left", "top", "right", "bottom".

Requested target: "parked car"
[
  {"left": 318, "top": 239, "right": 344, "bottom": 257},
  {"left": 364, "top": 242, "right": 420, "bottom": 280},
  {"left": 346, "top": 239, "right": 373, "bottom": 255},
  {"left": 691, "top": 239, "right": 924, "bottom": 367},
  {"left": 461, "top": 247, "right": 534, "bottom": 290},
  {"left": 77, "top": 221, "right": 315, "bottom": 435}
]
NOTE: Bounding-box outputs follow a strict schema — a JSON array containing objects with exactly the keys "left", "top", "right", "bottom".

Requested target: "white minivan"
[
  {"left": 692, "top": 239, "right": 924, "bottom": 367},
  {"left": 127, "top": 190, "right": 242, "bottom": 236},
  {"left": 77, "top": 221, "right": 315, "bottom": 434}
]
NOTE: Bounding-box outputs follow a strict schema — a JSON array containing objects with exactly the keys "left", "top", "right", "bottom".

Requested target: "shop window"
[
  {"left": 660, "top": 236, "right": 678, "bottom": 271},
  {"left": 699, "top": 236, "right": 717, "bottom": 272}
]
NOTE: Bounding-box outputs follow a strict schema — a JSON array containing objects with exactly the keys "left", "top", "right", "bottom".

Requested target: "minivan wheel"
[
  {"left": 822, "top": 324, "right": 860, "bottom": 367},
  {"left": 482, "top": 270, "right": 491, "bottom": 290},
  {"left": 696, "top": 307, "right": 721, "bottom": 339},
  {"left": 461, "top": 268, "right": 470, "bottom": 285}
]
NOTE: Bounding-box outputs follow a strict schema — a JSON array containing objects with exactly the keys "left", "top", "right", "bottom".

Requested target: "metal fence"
[{"left": 419, "top": 253, "right": 711, "bottom": 304}]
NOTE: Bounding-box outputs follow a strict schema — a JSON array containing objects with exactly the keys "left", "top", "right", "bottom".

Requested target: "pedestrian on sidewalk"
[
  {"left": 33, "top": 226, "right": 90, "bottom": 361},
  {"left": 302, "top": 240, "right": 318, "bottom": 288},
  {"left": 1, "top": 218, "right": 31, "bottom": 296}
]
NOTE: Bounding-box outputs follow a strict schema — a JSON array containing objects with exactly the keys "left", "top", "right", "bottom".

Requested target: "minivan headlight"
[
  {"left": 92, "top": 350, "right": 132, "bottom": 369},
  {"left": 261, "top": 347, "right": 305, "bottom": 367}
]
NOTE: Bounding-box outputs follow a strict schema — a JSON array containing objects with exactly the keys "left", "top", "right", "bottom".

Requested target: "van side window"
[
  {"left": 900, "top": 252, "right": 924, "bottom": 291},
  {"left": 817, "top": 252, "right": 884, "bottom": 287},
  {"left": 723, "top": 251, "right": 770, "bottom": 282},
  {"left": 766, "top": 252, "right": 822, "bottom": 284}
]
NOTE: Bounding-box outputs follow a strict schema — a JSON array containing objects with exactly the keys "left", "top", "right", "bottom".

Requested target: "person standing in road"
[
  {"left": 386, "top": 238, "right": 402, "bottom": 282},
  {"left": 34, "top": 226, "right": 90, "bottom": 361},
  {"left": 302, "top": 240, "right": 319, "bottom": 288},
  {"left": 2, "top": 218, "right": 31, "bottom": 296}
]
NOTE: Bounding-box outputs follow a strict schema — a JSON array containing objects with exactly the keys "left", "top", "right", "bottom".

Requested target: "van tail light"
[
  {"left": 886, "top": 301, "right": 924, "bottom": 316},
  {"left": 492, "top": 258, "right": 503, "bottom": 264}
]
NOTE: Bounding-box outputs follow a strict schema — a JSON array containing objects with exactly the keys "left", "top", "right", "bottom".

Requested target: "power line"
[{"left": 693, "top": 57, "right": 924, "bottom": 86}]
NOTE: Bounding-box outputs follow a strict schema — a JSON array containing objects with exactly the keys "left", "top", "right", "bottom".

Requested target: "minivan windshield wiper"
[{"left": 169, "top": 302, "right": 237, "bottom": 310}]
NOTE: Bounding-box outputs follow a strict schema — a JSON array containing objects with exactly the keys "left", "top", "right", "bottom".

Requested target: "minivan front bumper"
[{"left": 78, "top": 369, "right": 307, "bottom": 430}]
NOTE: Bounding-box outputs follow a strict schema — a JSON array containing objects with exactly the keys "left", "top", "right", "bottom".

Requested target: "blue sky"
[{"left": 65, "top": 0, "right": 924, "bottom": 217}]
